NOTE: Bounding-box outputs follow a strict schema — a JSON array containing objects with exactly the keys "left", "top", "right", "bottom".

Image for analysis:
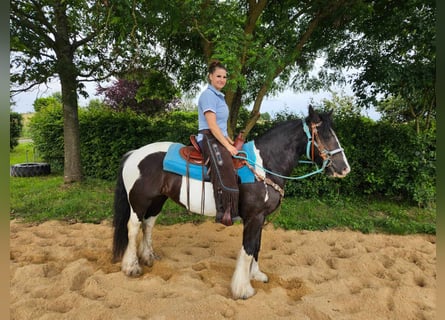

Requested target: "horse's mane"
[
  {"left": 255, "top": 119, "right": 301, "bottom": 143},
  {"left": 253, "top": 119, "right": 304, "bottom": 177},
  {"left": 255, "top": 109, "right": 334, "bottom": 144},
  {"left": 252, "top": 110, "right": 335, "bottom": 178}
]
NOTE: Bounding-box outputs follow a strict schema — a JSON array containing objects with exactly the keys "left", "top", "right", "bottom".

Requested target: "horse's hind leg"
[
  {"left": 138, "top": 215, "right": 160, "bottom": 267},
  {"left": 122, "top": 210, "right": 143, "bottom": 277},
  {"left": 122, "top": 213, "right": 159, "bottom": 275},
  {"left": 138, "top": 196, "right": 167, "bottom": 266}
]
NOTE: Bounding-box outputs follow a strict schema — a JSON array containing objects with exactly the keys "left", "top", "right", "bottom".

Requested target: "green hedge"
[
  {"left": 79, "top": 108, "right": 198, "bottom": 179},
  {"left": 280, "top": 116, "right": 436, "bottom": 208},
  {"left": 29, "top": 105, "right": 65, "bottom": 172},
  {"left": 29, "top": 106, "right": 198, "bottom": 180},
  {"left": 29, "top": 106, "right": 435, "bottom": 207},
  {"left": 10, "top": 112, "right": 23, "bottom": 150}
]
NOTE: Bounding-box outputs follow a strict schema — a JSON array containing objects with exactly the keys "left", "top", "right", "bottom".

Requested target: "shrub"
[
  {"left": 280, "top": 114, "right": 436, "bottom": 207},
  {"left": 10, "top": 112, "right": 23, "bottom": 150},
  {"left": 30, "top": 105, "right": 198, "bottom": 180},
  {"left": 29, "top": 106, "right": 435, "bottom": 206},
  {"left": 78, "top": 108, "right": 198, "bottom": 179},
  {"left": 28, "top": 104, "right": 64, "bottom": 172}
]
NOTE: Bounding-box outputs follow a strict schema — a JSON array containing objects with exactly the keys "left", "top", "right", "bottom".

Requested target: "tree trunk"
[
  {"left": 226, "top": 87, "right": 243, "bottom": 137},
  {"left": 54, "top": 1, "right": 83, "bottom": 183},
  {"left": 244, "top": 87, "right": 265, "bottom": 136},
  {"left": 61, "top": 74, "right": 83, "bottom": 183}
]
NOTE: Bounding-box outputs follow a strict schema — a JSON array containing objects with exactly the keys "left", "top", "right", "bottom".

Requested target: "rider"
[{"left": 196, "top": 60, "right": 239, "bottom": 226}]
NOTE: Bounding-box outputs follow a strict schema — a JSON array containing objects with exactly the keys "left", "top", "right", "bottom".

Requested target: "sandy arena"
[{"left": 10, "top": 219, "right": 436, "bottom": 320}]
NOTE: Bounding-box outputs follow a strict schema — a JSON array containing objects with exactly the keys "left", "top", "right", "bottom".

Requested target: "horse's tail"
[{"left": 112, "top": 151, "right": 132, "bottom": 263}]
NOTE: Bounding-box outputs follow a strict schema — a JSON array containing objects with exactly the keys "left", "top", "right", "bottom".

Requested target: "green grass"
[
  {"left": 9, "top": 172, "right": 206, "bottom": 225},
  {"left": 10, "top": 175, "right": 110, "bottom": 223},
  {"left": 10, "top": 141, "right": 43, "bottom": 165},
  {"left": 271, "top": 197, "right": 435, "bottom": 235},
  {"left": 10, "top": 144, "right": 209, "bottom": 225},
  {"left": 10, "top": 143, "right": 435, "bottom": 234}
]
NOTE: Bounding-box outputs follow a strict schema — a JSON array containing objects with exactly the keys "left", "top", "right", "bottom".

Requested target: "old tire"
[{"left": 10, "top": 163, "right": 51, "bottom": 177}]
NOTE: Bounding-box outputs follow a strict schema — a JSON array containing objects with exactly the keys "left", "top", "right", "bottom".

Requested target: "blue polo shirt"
[{"left": 197, "top": 85, "right": 229, "bottom": 143}]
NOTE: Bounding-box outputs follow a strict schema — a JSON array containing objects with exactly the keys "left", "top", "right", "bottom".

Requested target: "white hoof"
[
  {"left": 139, "top": 251, "right": 160, "bottom": 267},
  {"left": 251, "top": 270, "right": 268, "bottom": 283},
  {"left": 250, "top": 259, "right": 268, "bottom": 282},
  {"left": 122, "top": 259, "right": 142, "bottom": 277},
  {"left": 231, "top": 282, "right": 256, "bottom": 300},
  {"left": 231, "top": 247, "right": 257, "bottom": 299}
]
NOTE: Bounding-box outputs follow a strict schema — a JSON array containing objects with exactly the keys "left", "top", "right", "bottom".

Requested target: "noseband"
[{"left": 302, "top": 121, "right": 344, "bottom": 167}]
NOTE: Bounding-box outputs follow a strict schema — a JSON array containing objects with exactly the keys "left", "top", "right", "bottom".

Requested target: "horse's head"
[{"left": 306, "top": 106, "right": 351, "bottom": 178}]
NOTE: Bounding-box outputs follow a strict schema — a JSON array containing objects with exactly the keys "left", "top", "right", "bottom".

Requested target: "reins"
[{"left": 233, "top": 120, "right": 337, "bottom": 183}]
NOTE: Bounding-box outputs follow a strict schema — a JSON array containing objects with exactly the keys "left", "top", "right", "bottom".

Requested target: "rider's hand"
[{"left": 227, "top": 144, "right": 238, "bottom": 156}]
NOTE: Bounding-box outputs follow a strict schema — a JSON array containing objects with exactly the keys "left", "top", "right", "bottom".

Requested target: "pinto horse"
[{"left": 112, "top": 106, "right": 350, "bottom": 300}]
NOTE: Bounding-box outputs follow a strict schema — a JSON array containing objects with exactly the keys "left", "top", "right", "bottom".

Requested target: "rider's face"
[{"left": 209, "top": 68, "right": 227, "bottom": 91}]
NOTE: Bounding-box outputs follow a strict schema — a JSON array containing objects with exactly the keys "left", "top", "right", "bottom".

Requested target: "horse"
[{"left": 112, "top": 105, "right": 351, "bottom": 300}]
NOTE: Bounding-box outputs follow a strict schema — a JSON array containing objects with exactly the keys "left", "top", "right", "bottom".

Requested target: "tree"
[
  {"left": 96, "top": 70, "right": 180, "bottom": 116},
  {"left": 10, "top": 1, "right": 185, "bottom": 182},
  {"left": 322, "top": 0, "right": 436, "bottom": 133},
  {"left": 11, "top": 0, "right": 434, "bottom": 182},
  {"left": 32, "top": 93, "right": 62, "bottom": 112},
  {"left": 11, "top": 1, "right": 112, "bottom": 182},
  {"left": 125, "top": 1, "right": 400, "bottom": 136},
  {"left": 10, "top": 0, "right": 154, "bottom": 182},
  {"left": 133, "top": 1, "right": 362, "bottom": 135},
  {"left": 126, "top": 1, "right": 434, "bottom": 136}
]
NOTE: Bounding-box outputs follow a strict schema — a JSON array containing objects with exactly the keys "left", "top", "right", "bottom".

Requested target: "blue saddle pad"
[{"left": 163, "top": 141, "right": 256, "bottom": 184}]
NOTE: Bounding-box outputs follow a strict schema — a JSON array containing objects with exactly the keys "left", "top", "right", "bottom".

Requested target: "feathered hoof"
[
  {"left": 251, "top": 271, "right": 269, "bottom": 283},
  {"left": 122, "top": 262, "right": 142, "bottom": 277},
  {"left": 139, "top": 251, "right": 161, "bottom": 267},
  {"left": 231, "top": 284, "right": 256, "bottom": 300},
  {"left": 125, "top": 267, "right": 142, "bottom": 277}
]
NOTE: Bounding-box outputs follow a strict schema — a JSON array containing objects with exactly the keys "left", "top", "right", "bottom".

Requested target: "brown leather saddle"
[
  {"left": 179, "top": 135, "right": 205, "bottom": 165},
  {"left": 179, "top": 134, "right": 246, "bottom": 169}
]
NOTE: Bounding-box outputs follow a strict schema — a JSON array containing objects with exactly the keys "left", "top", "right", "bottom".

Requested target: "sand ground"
[{"left": 10, "top": 219, "right": 436, "bottom": 320}]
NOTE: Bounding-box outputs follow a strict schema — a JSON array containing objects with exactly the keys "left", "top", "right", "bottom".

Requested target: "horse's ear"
[
  {"left": 308, "top": 105, "right": 321, "bottom": 123},
  {"left": 309, "top": 105, "right": 314, "bottom": 115}
]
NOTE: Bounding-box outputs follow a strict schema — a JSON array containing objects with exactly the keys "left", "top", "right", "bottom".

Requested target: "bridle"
[
  {"left": 232, "top": 120, "right": 346, "bottom": 200},
  {"left": 302, "top": 120, "right": 344, "bottom": 167}
]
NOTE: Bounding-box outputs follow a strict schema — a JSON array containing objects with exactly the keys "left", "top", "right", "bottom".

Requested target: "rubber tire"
[{"left": 10, "top": 163, "right": 51, "bottom": 177}]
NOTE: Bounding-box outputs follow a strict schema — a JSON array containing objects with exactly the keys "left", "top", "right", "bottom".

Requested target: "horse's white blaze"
[
  {"left": 138, "top": 215, "right": 158, "bottom": 266},
  {"left": 178, "top": 177, "right": 217, "bottom": 216},
  {"left": 250, "top": 258, "right": 268, "bottom": 282},
  {"left": 330, "top": 129, "right": 351, "bottom": 178},
  {"left": 122, "top": 211, "right": 142, "bottom": 276},
  {"left": 122, "top": 141, "right": 173, "bottom": 195},
  {"left": 231, "top": 247, "right": 255, "bottom": 299}
]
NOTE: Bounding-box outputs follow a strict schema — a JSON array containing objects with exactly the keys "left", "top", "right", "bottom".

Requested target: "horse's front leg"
[
  {"left": 250, "top": 255, "right": 269, "bottom": 282},
  {"left": 138, "top": 215, "right": 160, "bottom": 267},
  {"left": 121, "top": 211, "right": 142, "bottom": 276},
  {"left": 231, "top": 214, "right": 266, "bottom": 299}
]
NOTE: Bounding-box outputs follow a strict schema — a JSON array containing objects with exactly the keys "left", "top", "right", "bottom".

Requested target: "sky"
[{"left": 10, "top": 78, "right": 381, "bottom": 120}]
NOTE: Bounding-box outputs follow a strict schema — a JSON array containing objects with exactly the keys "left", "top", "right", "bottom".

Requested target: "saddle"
[
  {"left": 179, "top": 133, "right": 246, "bottom": 169},
  {"left": 179, "top": 135, "right": 205, "bottom": 165}
]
